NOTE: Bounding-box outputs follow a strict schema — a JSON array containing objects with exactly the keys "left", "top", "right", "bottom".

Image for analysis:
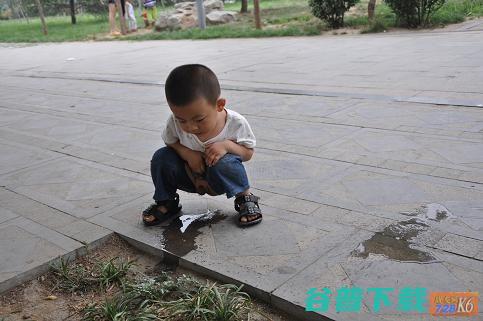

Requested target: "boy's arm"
[
  {"left": 224, "top": 140, "right": 254, "bottom": 161},
  {"left": 205, "top": 140, "right": 254, "bottom": 166},
  {"left": 167, "top": 141, "right": 205, "bottom": 174}
]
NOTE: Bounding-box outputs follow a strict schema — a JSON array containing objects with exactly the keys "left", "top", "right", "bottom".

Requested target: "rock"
[
  {"left": 155, "top": 0, "right": 232, "bottom": 31},
  {"left": 174, "top": 1, "right": 195, "bottom": 11},
  {"left": 155, "top": 13, "right": 182, "bottom": 31},
  {"left": 167, "top": 14, "right": 183, "bottom": 29},
  {"left": 203, "top": 0, "right": 224, "bottom": 13},
  {"left": 180, "top": 13, "right": 198, "bottom": 29},
  {"left": 156, "top": 12, "right": 197, "bottom": 31},
  {"left": 155, "top": 14, "right": 169, "bottom": 31},
  {"left": 174, "top": 0, "right": 223, "bottom": 14},
  {"left": 206, "top": 10, "right": 237, "bottom": 25}
]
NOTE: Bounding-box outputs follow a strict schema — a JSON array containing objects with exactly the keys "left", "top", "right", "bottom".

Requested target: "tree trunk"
[
  {"left": 254, "top": 0, "right": 261, "bottom": 29},
  {"left": 368, "top": 0, "right": 376, "bottom": 20},
  {"left": 34, "top": 0, "right": 48, "bottom": 35},
  {"left": 70, "top": 0, "right": 76, "bottom": 24},
  {"left": 240, "top": 0, "right": 248, "bottom": 13}
]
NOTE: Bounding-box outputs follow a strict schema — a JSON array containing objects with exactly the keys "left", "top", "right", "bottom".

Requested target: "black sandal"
[
  {"left": 234, "top": 194, "right": 263, "bottom": 227},
  {"left": 142, "top": 193, "right": 182, "bottom": 226}
]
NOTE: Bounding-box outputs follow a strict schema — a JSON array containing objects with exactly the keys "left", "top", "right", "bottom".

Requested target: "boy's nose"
[{"left": 187, "top": 123, "right": 199, "bottom": 133}]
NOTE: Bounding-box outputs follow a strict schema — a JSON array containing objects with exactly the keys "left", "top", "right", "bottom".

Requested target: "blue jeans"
[{"left": 151, "top": 147, "right": 250, "bottom": 201}]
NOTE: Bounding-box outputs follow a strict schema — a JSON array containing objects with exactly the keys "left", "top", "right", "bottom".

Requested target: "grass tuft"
[
  {"left": 163, "top": 282, "right": 250, "bottom": 321},
  {"left": 361, "top": 19, "right": 388, "bottom": 33},
  {"left": 97, "top": 258, "right": 135, "bottom": 290}
]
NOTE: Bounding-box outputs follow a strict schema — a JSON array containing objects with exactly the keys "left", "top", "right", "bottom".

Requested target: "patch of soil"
[
  {"left": 0, "top": 235, "right": 293, "bottom": 321},
  {"left": 98, "top": 28, "right": 153, "bottom": 40},
  {"left": 0, "top": 235, "right": 158, "bottom": 321},
  {"left": 325, "top": 28, "right": 361, "bottom": 36}
]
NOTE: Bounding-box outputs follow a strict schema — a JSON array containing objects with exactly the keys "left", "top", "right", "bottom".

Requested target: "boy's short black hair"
[{"left": 165, "top": 64, "right": 220, "bottom": 106}]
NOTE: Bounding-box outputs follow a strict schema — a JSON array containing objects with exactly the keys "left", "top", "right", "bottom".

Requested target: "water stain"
[
  {"left": 425, "top": 203, "right": 454, "bottom": 221},
  {"left": 400, "top": 203, "right": 455, "bottom": 222},
  {"left": 161, "top": 209, "right": 227, "bottom": 257},
  {"left": 352, "top": 205, "right": 449, "bottom": 263},
  {"left": 352, "top": 219, "right": 435, "bottom": 263}
]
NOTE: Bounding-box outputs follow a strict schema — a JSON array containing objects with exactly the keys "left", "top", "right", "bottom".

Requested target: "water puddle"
[
  {"left": 161, "top": 209, "right": 227, "bottom": 257},
  {"left": 425, "top": 203, "right": 455, "bottom": 221},
  {"left": 400, "top": 203, "right": 455, "bottom": 222},
  {"left": 352, "top": 203, "right": 454, "bottom": 263},
  {"left": 352, "top": 218, "right": 435, "bottom": 263},
  {"left": 178, "top": 210, "right": 218, "bottom": 233}
]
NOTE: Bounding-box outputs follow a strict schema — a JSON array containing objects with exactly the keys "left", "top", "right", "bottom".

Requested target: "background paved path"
[{"left": 1, "top": 25, "right": 482, "bottom": 320}]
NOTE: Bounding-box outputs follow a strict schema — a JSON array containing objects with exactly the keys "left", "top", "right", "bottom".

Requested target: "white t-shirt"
[{"left": 162, "top": 108, "right": 256, "bottom": 152}]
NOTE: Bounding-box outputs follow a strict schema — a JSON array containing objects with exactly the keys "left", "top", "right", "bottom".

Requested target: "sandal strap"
[
  {"left": 235, "top": 194, "right": 261, "bottom": 216},
  {"left": 239, "top": 205, "right": 261, "bottom": 216},
  {"left": 235, "top": 194, "right": 259, "bottom": 206},
  {"left": 143, "top": 193, "right": 180, "bottom": 219}
]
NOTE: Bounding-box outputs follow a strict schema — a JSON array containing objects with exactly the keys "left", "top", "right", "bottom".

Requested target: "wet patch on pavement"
[
  {"left": 352, "top": 203, "right": 456, "bottom": 263},
  {"left": 161, "top": 209, "right": 227, "bottom": 257}
]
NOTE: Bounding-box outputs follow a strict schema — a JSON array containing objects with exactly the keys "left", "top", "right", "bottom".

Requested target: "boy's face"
[{"left": 169, "top": 97, "right": 225, "bottom": 137}]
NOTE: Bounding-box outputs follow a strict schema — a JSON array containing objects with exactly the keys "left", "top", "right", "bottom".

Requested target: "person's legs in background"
[
  {"left": 142, "top": 10, "right": 150, "bottom": 28},
  {"left": 148, "top": 6, "right": 157, "bottom": 27},
  {"left": 108, "top": 2, "right": 120, "bottom": 35}
]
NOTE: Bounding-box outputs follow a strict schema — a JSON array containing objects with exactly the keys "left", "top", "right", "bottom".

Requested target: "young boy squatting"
[{"left": 142, "top": 64, "right": 263, "bottom": 227}]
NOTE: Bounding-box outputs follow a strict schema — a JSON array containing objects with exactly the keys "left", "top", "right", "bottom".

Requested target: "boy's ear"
[{"left": 216, "top": 98, "right": 226, "bottom": 112}]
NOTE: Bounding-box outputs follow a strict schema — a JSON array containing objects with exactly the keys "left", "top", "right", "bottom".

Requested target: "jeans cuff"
[{"left": 225, "top": 184, "right": 250, "bottom": 199}]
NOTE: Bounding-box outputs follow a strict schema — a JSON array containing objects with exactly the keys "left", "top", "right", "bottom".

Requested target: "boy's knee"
[
  {"left": 209, "top": 154, "right": 242, "bottom": 173},
  {"left": 151, "top": 147, "right": 177, "bottom": 165}
]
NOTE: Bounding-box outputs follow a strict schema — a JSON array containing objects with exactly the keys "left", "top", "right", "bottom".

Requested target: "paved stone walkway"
[{"left": 1, "top": 24, "right": 482, "bottom": 321}]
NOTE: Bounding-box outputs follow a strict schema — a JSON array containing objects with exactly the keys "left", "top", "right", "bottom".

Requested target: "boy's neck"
[{"left": 197, "top": 109, "right": 227, "bottom": 142}]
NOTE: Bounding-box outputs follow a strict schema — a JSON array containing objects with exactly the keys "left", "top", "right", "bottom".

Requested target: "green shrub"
[
  {"left": 384, "top": 0, "right": 447, "bottom": 27},
  {"left": 308, "top": 0, "right": 360, "bottom": 28},
  {"left": 361, "top": 19, "right": 388, "bottom": 33}
]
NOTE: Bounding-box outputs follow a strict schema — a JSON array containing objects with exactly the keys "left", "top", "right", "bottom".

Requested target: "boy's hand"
[
  {"left": 185, "top": 150, "right": 205, "bottom": 174},
  {"left": 205, "top": 141, "right": 228, "bottom": 167}
]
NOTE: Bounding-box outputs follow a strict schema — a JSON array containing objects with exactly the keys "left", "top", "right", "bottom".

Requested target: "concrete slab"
[
  {"left": 1, "top": 157, "right": 152, "bottom": 219},
  {"left": 0, "top": 139, "right": 60, "bottom": 176},
  {"left": 0, "top": 216, "right": 83, "bottom": 293}
]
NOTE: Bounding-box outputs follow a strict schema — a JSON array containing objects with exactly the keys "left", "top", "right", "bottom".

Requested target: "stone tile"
[
  {"left": 434, "top": 234, "right": 482, "bottom": 258},
  {"left": 211, "top": 217, "right": 300, "bottom": 257},
  {"left": 259, "top": 194, "right": 320, "bottom": 215},
  {"left": 310, "top": 205, "right": 397, "bottom": 232},
  {"left": 0, "top": 140, "right": 59, "bottom": 176},
  {"left": 443, "top": 261, "right": 483, "bottom": 293},
  {"left": 340, "top": 258, "right": 464, "bottom": 318},
  {"left": 0, "top": 207, "right": 18, "bottom": 224},
  {"left": 0, "top": 187, "right": 78, "bottom": 229},
  {"left": 57, "top": 220, "right": 112, "bottom": 244},
  {"left": 433, "top": 250, "right": 483, "bottom": 274},
  {"left": 3, "top": 113, "right": 106, "bottom": 142},
  {"left": 249, "top": 116, "right": 357, "bottom": 149},
  {"left": 1, "top": 157, "right": 152, "bottom": 219},
  {"left": 403, "top": 163, "right": 436, "bottom": 175},
  {"left": 324, "top": 169, "right": 429, "bottom": 207},
  {"left": 271, "top": 229, "right": 380, "bottom": 320},
  {"left": 431, "top": 167, "right": 466, "bottom": 179},
  {"left": 71, "top": 125, "right": 162, "bottom": 161},
  {"left": 0, "top": 108, "right": 33, "bottom": 127},
  {"left": 0, "top": 216, "right": 83, "bottom": 293}
]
